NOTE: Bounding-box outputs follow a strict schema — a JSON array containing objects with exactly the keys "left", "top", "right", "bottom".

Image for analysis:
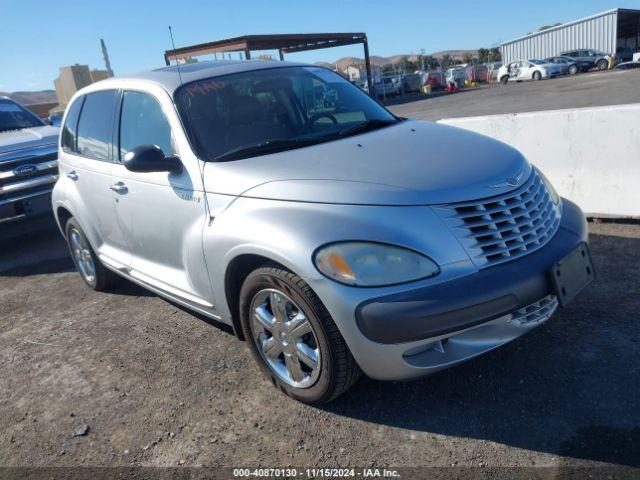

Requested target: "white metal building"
[{"left": 501, "top": 8, "right": 640, "bottom": 64}]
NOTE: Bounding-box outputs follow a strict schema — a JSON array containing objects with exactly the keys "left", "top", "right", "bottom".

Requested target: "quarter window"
[
  {"left": 119, "top": 91, "right": 175, "bottom": 160},
  {"left": 76, "top": 90, "right": 118, "bottom": 161},
  {"left": 61, "top": 96, "right": 84, "bottom": 154}
]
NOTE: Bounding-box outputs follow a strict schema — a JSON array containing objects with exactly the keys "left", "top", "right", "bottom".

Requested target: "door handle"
[
  {"left": 109, "top": 181, "right": 128, "bottom": 194},
  {"left": 66, "top": 170, "right": 78, "bottom": 181}
]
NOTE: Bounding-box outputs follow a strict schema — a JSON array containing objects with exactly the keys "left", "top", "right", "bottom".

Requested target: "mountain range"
[
  {"left": 315, "top": 50, "right": 478, "bottom": 71},
  {"left": 1, "top": 90, "right": 57, "bottom": 105}
]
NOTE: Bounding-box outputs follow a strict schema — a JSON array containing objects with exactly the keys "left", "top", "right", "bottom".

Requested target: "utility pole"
[
  {"left": 420, "top": 48, "right": 425, "bottom": 71},
  {"left": 100, "top": 39, "right": 114, "bottom": 77}
]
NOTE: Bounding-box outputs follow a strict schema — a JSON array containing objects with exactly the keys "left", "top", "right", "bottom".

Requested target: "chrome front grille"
[
  {"left": 507, "top": 295, "right": 558, "bottom": 327},
  {"left": 0, "top": 144, "right": 58, "bottom": 205},
  {"left": 434, "top": 170, "right": 561, "bottom": 269}
]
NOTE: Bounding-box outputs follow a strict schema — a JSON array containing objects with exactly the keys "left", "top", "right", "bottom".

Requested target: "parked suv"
[
  {"left": 1, "top": 97, "right": 59, "bottom": 226},
  {"left": 560, "top": 49, "right": 611, "bottom": 71},
  {"left": 53, "top": 61, "right": 594, "bottom": 403}
]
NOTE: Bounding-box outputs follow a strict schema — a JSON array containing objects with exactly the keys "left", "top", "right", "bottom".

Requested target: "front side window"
[
  {"left": 61, "top": 96, "right": 84, "bottom": 154},
  {"left": 175, "top": 66, "right": 398, "bottom": 162},
  {"left": 0, "top": 98, "right": 44, "bottom": 133},
  {"left": 119, "top": 91, "right": 175, "bottom": 160},
  {"left": 76, "top": 90, "right": 118, "bottom": 161}
]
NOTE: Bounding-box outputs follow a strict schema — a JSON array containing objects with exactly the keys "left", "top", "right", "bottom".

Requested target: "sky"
[{"left": 1, "top": 0, "right": 638, "bottom": 92}]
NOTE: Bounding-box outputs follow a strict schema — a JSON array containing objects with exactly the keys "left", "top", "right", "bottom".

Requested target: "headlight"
[
  {"left": 313, "top": 242, "right": 439, "bottom": 287},
  {"left": 536, "top": 167, "right": 560, "bottom": 205}
]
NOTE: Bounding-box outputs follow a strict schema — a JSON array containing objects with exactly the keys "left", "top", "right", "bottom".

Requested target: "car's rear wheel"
[
  {"left": 239, "top": 266, "right": 361, "bottom": 404},
  {"left": 569, "top": 64, "right": 578, "bottom": 75},
  {"left": 596, "top": 59, "right": 608, "bottom": 71},
  {"left": 500, "top": 75, "right": 508, "bottom": 85},
  {"left": 533, "top": 71, "right": 542, "bottom": 80},
  {"left": 65, "top": 217, "right": 119, "bottom": 291}
]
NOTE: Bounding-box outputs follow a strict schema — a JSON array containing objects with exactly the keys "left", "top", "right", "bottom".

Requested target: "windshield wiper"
[
  {"left": 214, "top": 138, "right": 325, "bottom": 162},
  {"left": 337, "top": 119, "right": 397, "bottom": 138}
]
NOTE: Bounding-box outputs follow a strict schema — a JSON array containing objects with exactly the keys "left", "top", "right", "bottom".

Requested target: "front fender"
[{"left": 202, "top": 193, "right": 470, "bottom": 326}]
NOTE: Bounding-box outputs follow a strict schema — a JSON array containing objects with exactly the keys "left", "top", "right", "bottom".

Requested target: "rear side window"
[
  {"left": 76, "top": 90, "right": 118, "bottom": 161},
  {"left": 119, "top": 91, "right": 175, "bottom": 160},
  {"left": 61, "top": 96, "right": 84, "bottom": 154}
]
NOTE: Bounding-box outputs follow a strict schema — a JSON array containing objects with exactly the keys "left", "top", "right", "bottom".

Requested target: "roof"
[
  {"left": 501, "top": 8, "right": 640, "bottom": 47},
  {"left": 89, "top": 60, "right": 308, "bottom": 94},
  {"left": 164, "top": 33, "right": 367, "bottom": 63}
]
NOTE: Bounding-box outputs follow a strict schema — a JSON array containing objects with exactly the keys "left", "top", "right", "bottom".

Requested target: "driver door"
[{"left": 518, "top": 61, "right": 532, "bottom": 79}]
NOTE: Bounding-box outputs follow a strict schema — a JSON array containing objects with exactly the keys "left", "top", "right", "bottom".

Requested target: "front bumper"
[
  {"left": 343, "top": 199, "right": 589, "bottom": 380},
  {"left": 0, "top": 189, "right": 54, "bottom": 223}
]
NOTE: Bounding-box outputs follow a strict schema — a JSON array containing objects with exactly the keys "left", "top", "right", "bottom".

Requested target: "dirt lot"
[
  {"left": 388, "top": 69, "right": 640, "bottom": 121},
  {"left": 0, "top": 219, "right": 638, "bottom": 473}
]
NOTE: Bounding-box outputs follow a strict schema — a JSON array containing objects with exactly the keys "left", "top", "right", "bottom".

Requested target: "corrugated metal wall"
[{"left": 501, "top": 10, "right": 618, "bottom": 64}]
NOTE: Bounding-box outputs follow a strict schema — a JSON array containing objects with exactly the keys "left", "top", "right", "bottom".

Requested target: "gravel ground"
[
  {"left": 0, "top": 221, "right": 638, "bottom": 472},
  {"left": 387, "top": 69, "right": 640, "bottom": 121}
]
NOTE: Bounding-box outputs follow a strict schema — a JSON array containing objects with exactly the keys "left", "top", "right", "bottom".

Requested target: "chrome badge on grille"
[
  {"left": 489, "top": 170, "right": 524, "bottom": 188},
  {"left": 12, "top": 164, "right": 37, "bottom": 176}
]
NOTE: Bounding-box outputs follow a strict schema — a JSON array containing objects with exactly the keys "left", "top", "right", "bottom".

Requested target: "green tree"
[
  {"left": 488, "top": 48, "right": 501, "bottom": 62},
  {"left": 461, "top": 53, "right": 473, "bottom": 65},
  {"left": 401, "top": 58, "right": 419, "bottom": 72},
  {"left": 423, "top": 55, "right": 437, "bottom": 69},
  {"left": 441, "top": 54, "right": 454, "bottom": 68},
  {"left": 477, "top": 48, "right": 488, "bottom": 63}
]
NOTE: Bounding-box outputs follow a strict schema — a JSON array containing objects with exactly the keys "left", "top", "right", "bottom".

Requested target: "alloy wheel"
[
  {"left": 249, "top": 289, "right": 321, "bottom": 388},
  {"left": 69, "top": 227, "right": 96, "bottom": 285}
]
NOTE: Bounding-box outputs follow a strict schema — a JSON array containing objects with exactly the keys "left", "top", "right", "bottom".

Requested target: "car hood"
[
  {"left": 202, "top": 120, "right": 531, "bottom": 206},
  {"left": 0, "top": 125, "right": 59, "bottom": 153}
]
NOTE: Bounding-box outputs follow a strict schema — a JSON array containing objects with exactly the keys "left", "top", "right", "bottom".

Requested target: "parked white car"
[{"left": 498, "top": 59, "right": 563, "bottom": 84}]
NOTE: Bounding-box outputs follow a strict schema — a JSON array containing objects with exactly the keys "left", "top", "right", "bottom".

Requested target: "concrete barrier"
[{"left": 438, "top": 104, "right": 640, "bottom": 218}]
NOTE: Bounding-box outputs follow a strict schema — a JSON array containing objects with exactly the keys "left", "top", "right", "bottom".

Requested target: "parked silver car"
[{"left": 52, "top": 61, "right": 594, "bottom": 403}]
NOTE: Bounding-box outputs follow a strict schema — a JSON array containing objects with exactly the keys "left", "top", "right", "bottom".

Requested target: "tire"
[
  {"left": 500, "top": 75, "right": 508, "bottom": 85},
  {"left": 239, "top": 266, "right": 361, "bottom": 404},
  {"left": 596, "top": 59, "right": 608, "bottom": 71},
  {"left": 568, "top": 64, "right": 578, "bottom": 75},
  {"left": 65, "top": 217, "right": 119, "bottom": 291},
  {"left": 533, "top": 71, "right": 542, "bottom": 81}
]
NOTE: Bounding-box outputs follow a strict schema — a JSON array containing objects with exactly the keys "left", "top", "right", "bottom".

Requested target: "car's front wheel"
[
  {"left": 239, "top": 266, "right": 361, "bottom": 404},
  {"left": 569, "top": 64, "right": 578, "bottom": 75},
  {"left": 500, "top": 75, "right": 509, "bottom": 85},
  {"left": 596, "top": 59, "right": 608, "bottom": 70},
  {"left": 533, "top": 71, "right": 542, "bottom": 80},
  {"left": 65, "top": 217, "right": 119, "bottom": 291}
]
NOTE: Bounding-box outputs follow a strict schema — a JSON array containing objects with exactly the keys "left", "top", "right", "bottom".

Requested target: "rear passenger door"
[
  {"left": 59, "top": 89, "right": 131, "bottom": 269},
  {"left": 110, "top": 87, "right": 214, "bottom": 307}
]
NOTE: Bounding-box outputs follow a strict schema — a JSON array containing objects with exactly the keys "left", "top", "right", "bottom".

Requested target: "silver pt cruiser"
[{"left": 52, "top": 61, "right": 594, "bottom": 403}]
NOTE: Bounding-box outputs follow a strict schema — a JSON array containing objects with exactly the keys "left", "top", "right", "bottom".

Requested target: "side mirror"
[{"left": 123, "top": 145, "right": 182, "bottom": 174}]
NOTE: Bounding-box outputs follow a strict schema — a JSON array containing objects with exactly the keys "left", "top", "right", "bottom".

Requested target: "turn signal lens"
[
  {"left": 314, "top": 242, "right": 439, "bottom": 287},
  {"left": 536, "top": 167, "right": 561, "bottom": 205}
]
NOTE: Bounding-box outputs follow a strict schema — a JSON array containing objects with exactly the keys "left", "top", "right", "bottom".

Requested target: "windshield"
[
  {"left": 0, "top": 98, "right": 45, "bottom": 133},
  {"left": 530, "top": 60, "right": 545, "bottom": 65},
  {"left": 175, "top": 66, "right": 398, "bottom": 161}
]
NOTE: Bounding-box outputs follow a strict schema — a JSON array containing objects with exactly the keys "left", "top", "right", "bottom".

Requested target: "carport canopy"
[{"left": 164, "top": 33, "right": 374, "bottom": 92}]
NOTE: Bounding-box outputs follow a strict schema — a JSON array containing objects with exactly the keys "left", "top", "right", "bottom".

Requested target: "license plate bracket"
[{"left": 550, "top": 242, "right": 595, "bottom": 307}]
